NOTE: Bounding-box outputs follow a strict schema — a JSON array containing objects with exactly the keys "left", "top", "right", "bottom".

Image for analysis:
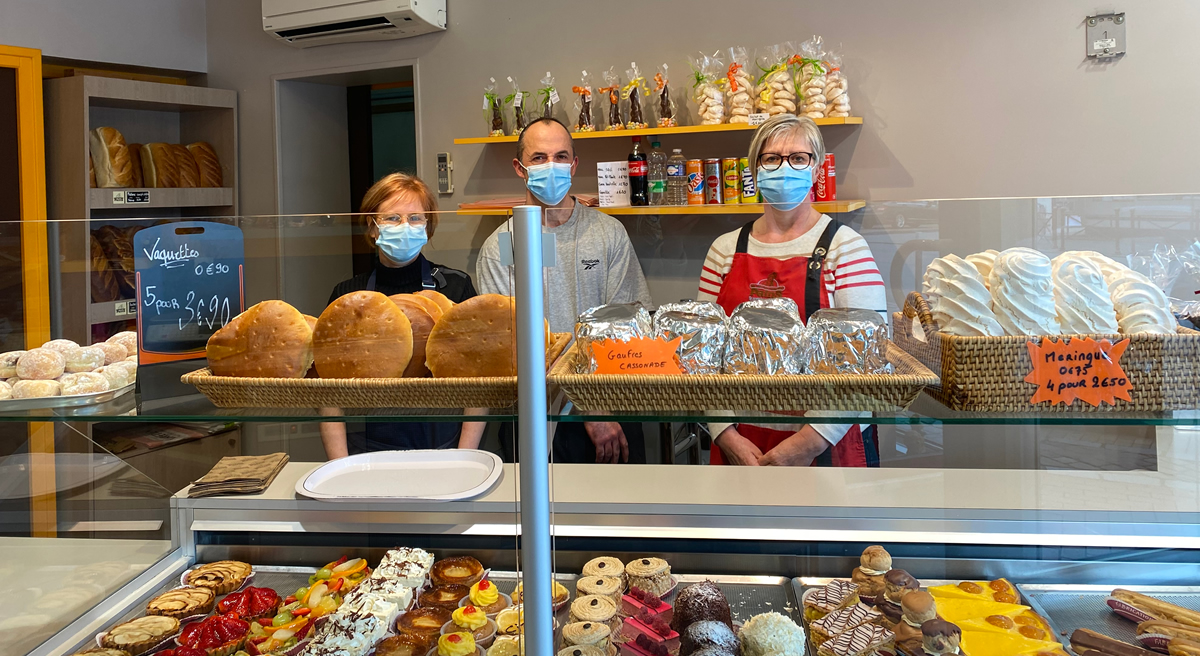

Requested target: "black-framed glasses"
[
  {"left": 757, "top": 152, "right": 816, "bottom": 171},
  {"left": 376, "top": 213, "right": 428, "bottom": 227}
]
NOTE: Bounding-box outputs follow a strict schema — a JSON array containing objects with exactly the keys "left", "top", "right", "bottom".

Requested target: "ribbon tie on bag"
[
  {"left": 571, "top": 85, "right": 592, "bottom": 99},
  {"left": 621, "top": 76, "right": 649, "bottom": 100},
  {"left": 727, "top": 62, "right": 743, "bottom": 92}
]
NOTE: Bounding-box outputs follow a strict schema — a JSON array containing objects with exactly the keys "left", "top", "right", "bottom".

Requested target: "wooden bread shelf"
[
  {"left": 453, "top": 117, "right": 863, "bottom": 144},
  {"left": 457, "top": 200, "right": 865, "bottom": 216},
  {"left": 89, "top": 187, "right": 235, "bottom": 210}
]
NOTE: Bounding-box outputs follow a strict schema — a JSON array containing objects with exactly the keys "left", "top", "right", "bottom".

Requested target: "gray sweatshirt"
[{"left": 476, "top": 200, "right": 654, "bottom": 333}]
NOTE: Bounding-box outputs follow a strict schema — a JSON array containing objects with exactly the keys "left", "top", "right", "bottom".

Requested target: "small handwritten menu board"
[
  {"left": 134, "top": 221, "right": 244, "bottom": 364},
  {"left": 597, "top": 161, "right": 630, "bottom": 207}
]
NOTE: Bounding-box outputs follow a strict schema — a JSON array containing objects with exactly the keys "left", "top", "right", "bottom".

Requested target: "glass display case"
[{"left": 3, "top": 197, "right": 1199, "bottom": 656}]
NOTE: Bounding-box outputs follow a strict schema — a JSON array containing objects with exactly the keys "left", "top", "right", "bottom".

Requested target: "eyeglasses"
[
  {"left": 757, "top": 152, "right": 816, "bottom": 171},
  {"left": 375, "top": 213, "right": 428, "bottom": 227}
]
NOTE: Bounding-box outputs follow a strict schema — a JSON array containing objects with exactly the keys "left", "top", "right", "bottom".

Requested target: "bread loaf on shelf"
[
  {"left": 90, "top": 235, "right": 120, "bottom": 303},
  {"left": 186, "top": 142, "right": 223, "bottom": 188},
  {"left": 139, "top": 142, "right": 179, "bottom": 188},
  {"left": 89, "top": 127, "right": 134, "bottom": 188},
  {"left": 88, "top": 157, "right": 97, "bottom": 188},
  {"left": 127, "top": 143, "right": 145, "bottom": 188},
  {"left": 170, "top": 144, "right": 200, "bottom": 188},
  {"left": 207, "top": 301, "right": 314, "bottom": 378},
  {"left": 93, "top": 225, "right": 137, "bottom": 296}
]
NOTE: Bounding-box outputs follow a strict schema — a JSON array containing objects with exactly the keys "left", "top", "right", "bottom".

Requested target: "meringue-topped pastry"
[
  {"left": 1051, "top": 253, "right": 1119, "bottom": 334},
  {"left": 923, "top": 254, "right": 1004, "bottom": 336},
  {"left": 1109, "top": 270, "right": 1178, "bottom": 335},
  {"left": 966, "top": 250, "right": 1000, "bottom": 286},
  {"left": 989, "top": 247, "right": 1060, "bottom": 335}
]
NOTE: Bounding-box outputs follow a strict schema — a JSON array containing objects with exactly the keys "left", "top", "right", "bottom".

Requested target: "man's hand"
[
  {"left": 584, "top": 422, "right": 629, "bottom": 463},
  {"left": 714, "top": 426, "right": 763, "bottom": 466},
  {"left": 759, "top": 427, "right": 829, "bottom": 466}
]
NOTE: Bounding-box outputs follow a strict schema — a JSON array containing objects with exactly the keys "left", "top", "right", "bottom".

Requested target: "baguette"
[
  {"left": 1170, "top": 638, "right": 1200, "bottom": 656},
  {"left": 186, "top": 142, "right": 223, "bottom": 187},
  {"left": 89, "top": 127, "right": 134, "bottom": 187},
  {"left": 127, "top": 143, "right": 145, "bottom": 188},
  {"left": 139, "top": 143, "right": 179, "bottom": 188},
  {"left": 170, "top": 144, "right": 200, "bottom": 188},
  {"left": 1114, "top": 590, "right": 1200, "bottom": 628},
  {"left": 1139, "top": 621, "right": 1200, "bottom": 642}
]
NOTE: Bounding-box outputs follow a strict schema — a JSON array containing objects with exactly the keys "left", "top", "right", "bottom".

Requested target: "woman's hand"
[
  {"left": 715, "top": 426, "right": 763, "bottom": 466},
  {"left": 759, "top": 427, "right": 829, "bottom": 466},
  {"left": 584, "top": 422, "right": 629, "bottom": 463},
  {"left": 319, "top": 408, "right": 349, "bottom": 460}
]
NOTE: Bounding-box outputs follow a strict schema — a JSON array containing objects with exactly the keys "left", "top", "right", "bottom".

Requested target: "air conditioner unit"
[{"left": 263, "top": 0, "right": 446, "bottom": 48}]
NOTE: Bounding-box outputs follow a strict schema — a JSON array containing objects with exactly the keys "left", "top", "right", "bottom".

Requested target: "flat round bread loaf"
[
  {"left": 426, "top": 294, "right": 519, "bottom": 378},
  {"left": 389, "top": 295, "right": 436, "bottom": 377},
  {"left": 314, "top": 291, "right": 412, "bottom": 378},
  {"left": 415, "top": 289, "right": 455, "bottom": 315},
  {"left": 303, "top": 314, "right": 318, "bottom": 331},
  {"left": 404, "top": 293, "right": 444, "bottom": 322},
  {"left": 206, "top": 300, "right": 313, "bottom": 378}
]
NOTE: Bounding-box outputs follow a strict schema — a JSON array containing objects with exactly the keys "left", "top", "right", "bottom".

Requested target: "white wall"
[{"left": 0, "top": 0, "right": 207, "bottom": 72}]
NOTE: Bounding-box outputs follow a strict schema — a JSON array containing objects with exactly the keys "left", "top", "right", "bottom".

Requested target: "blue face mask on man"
[
  {"left": 522, "top": 161, "right": 573, "bottom": 206},
  {"left": 375, "top": 222, "right": 427, "bottom": 264},
  {"left": 756, "top": 163, "right": 814, "bottom": 211}
]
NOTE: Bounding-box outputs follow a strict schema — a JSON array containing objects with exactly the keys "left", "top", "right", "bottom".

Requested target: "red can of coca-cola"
[{"left": 815, "top": 153, "right": 837, "bottom": 202}]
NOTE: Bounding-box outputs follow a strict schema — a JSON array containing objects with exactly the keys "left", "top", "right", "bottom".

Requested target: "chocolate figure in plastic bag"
[
  {"left": 538, "top": 71, "right": 557, "bottom": 119},
  {"left": 601, "top": 67, "right": 624, "bottom": 131},
  {"left": 573, "top": 70, "right": 594, "bottom": 133},
  {"left": 624, "top": 62, "right": 649, "bottom": 130},
  {"left": 656, "top": 63, "right": 676, "bottom": 128},
  {"left": 506, "top": 76, "right": 529, "bottom": 136},
  {"left": 484, "top": 77, "right": 504, "bottom": 137}
]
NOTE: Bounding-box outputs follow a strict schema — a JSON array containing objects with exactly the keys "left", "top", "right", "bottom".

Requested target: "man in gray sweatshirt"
[{"left": 476, "top": 117, "right": 653, "bottom": 464}]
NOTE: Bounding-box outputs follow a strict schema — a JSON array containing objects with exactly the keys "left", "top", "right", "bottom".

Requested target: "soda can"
[
  {"left": 686, "top": 159, "right": 705, "bottom": 205},
  {"left": 721, "top": 158, "right": 740, "bottom": 204},
  {"left": 815, "top": 153, "right": 837, "bottom": 202},
  {"left": 703, "top": 158, "right": 721, "bottom": 205},
  {"left": 738, "top": 156, "right": 758, "bottom": 202}
]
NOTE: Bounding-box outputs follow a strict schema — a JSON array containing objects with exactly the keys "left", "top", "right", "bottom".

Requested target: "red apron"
[{"left": 710, "top": 219, "right": 878, "bottom": 467}]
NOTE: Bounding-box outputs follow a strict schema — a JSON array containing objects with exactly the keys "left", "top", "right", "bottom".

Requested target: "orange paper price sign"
[
  {"left": 1024, "top": 337, "right": 1133, "bottom": 407},
  {"left": 591, "top": 337, "right": 683, "bottom": 375}
]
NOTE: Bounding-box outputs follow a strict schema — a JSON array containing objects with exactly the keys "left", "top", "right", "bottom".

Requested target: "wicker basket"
[
  {"left": 547, "top": 339, "right": 939, "bottom": 413},
  {"left": 184, "top": 333, "right": 572, "bottom": 408},
  {"left": 894, "top": 292, "right": 1200, "bottom": 412}
]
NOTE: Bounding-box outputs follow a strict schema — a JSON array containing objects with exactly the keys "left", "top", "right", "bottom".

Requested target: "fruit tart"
[
  {"left": 245, "top": 602, "right": 316, "bottom": 656},
  {"left": 291, "top": 577, "right": 345, "bottom": 619},
  {"left": 420, "top": 584, "right": 471, "bottom": 611},
  {"left": 309, "top": 556, "right": 371, "bottom": 590},
  {"left": 185, "top": 561, "right": 252, "bottom": 596},
  {"left": 147, "top": 587, "right": 215, "bottom": 619},
  {"left": 73, "top": 650, "right": 131, "bottom": 656},
  {"left": 101, "top": 615, "right": 180, "bottom": 655},
  {"left": 431, "top": 556, "right": 485, "bottom": 587},
  {"left": 177, "top": 615, "right": 250, "bottom": 656},
  {"left": 397, "top": 607, "right": 454, "bottom": 646},
  {"left": 217, "top": 587, "right": 281, "bottom": 621}
]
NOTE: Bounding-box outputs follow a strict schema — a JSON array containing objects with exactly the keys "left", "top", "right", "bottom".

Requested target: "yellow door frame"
[{"left": 1, "top": 44, "right": 55, "bottom": 537}]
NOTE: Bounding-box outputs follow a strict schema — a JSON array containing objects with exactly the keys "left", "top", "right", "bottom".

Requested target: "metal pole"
[{"left": 513, "top": 205, "right": 552, "bottom": 655}]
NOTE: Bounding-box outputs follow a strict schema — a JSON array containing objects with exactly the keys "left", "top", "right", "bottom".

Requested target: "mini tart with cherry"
[
  {"left": 420, "top": 584, "right": 471, "bottom": 611},
  {"left": 146, "top": 586, "right": 215, "bottom": 619},
  {"left": 185, "top": 561, "right": 252, "bottom": 596},
  {"left": 307, "top": 556, "right": 371, "bottom": 590},
  {"left": 217, "top": 586, "right": 281, "bottom": 621},
  {"left": 101, "top": 615, "right": 180, "bottom": 656},
  {"left": 397, "top": 607, "right": 454, "bottom": 645},
  {"left": 177, "top": 615, "right": 250, "bottom": 656},
  {"left": 463, "top": 579, "right": 510, "bottom": 615},
  {"left": 928, "top": 578, "right": 1020, "bottom": 604},
  {"left": 431, "top": 557, "right": 485, "bottom": 587}
]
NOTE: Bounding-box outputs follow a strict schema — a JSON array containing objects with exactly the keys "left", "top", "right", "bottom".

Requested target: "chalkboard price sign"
[{"left": 134, "top": 221, "right": 244, "bottom": 364}]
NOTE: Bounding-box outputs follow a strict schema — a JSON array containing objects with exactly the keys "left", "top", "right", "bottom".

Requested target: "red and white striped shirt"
[{"left": 697, "top": 214, "right": 887, "bottom": 321}]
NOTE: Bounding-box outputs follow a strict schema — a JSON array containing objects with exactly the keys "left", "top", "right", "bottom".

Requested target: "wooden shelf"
[
  {"left": 457, "top": 200, "right": 866, "bottom": 216},
  {"left": 89, "top": 187, "right": 234, "bottom": 210},
  {"left": 453, "top": 117, "right": 863, "bottom": 144}
]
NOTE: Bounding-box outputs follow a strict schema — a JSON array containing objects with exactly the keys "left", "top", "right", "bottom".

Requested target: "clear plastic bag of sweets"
[
  {"left": 600, "top": 67, "right": 624, "bottom": 131},
  {"left": 797, "top": 35, "right": 829, "bottom": 118},
  {"left": 505, "top": 76, "right": 530, "bottom": 136},
  {"left": 538, "top": 71, "right": 558, "bottom": 119},
  {"left": 655, "top": 63, "right": 676, "bottom": 128},
  {"left": 484, "top": 77, "right": 505, "bottom": 137},
  {"left": 726, "top": 46, "right": 756, "bottom": 124},
  {"left": 755, "top": 43, "right": 797, "bottom": 116},
  {"left": 690, "top": 51, "right": 726, "bottom": 125},
  {"left": 573, "top": 70, "right": 595, "bottom": 133},
  {"left": 823, "top": 47, "right": 851, "bottom": 117},
  {"left": 623, "top": 62, "right": 650, "bottom": 130}
]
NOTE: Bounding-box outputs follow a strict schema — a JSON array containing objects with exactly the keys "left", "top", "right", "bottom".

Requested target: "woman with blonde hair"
[{"left": 321, "top": 172, "right": 481, "bottom": 458}]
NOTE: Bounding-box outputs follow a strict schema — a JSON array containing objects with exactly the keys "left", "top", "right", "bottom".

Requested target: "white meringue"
[
  {"left": 989, "top": 248, "right": 1060, "bottom": 335},
  {"left": 1073, "top": 250, "right": 1131, "bottom": 290},
  {"left": 1109, "top": 270, "right": 1178, "bottom": 335},
  {"left": 923, "top": 255, "right": 1004, "bottom": 337},
  {"left": 966, "top": 250, "right": 1000, "bottom": 288},
  {"left": 1050, "top": 254, "right": 1120, "bottom": 334}
]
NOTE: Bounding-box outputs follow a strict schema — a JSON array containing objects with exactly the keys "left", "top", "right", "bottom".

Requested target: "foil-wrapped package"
[
  {"left": 723, "top": 298, "right": 806, "bottom": 375},
  {"left": 652, "top": 301, "right": 727, "bottom": 374},
  {"left": 574, "top": 302, "right": 652, "bottom": 373},
  {"left": 804, "top": 308, "right": 894, "bottom": 375}
]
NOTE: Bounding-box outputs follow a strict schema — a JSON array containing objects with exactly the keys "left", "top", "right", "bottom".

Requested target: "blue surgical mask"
[
  {"left": 522, "top": 161, "right": 573, "bottom": 205},
  {"left": 756, "top": 164, "right": 814, "bottom": 211},
  {"left": 375, "top": 222, "right": 427, "bottom": 264}
]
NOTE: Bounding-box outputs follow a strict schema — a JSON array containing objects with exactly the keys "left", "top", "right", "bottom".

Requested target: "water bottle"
[
  {"left": 666, "top": 148, "right": 688, "bottom": 206},
  {"left": 648, "top": 140, "right": 667, "bottom": 206}
]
